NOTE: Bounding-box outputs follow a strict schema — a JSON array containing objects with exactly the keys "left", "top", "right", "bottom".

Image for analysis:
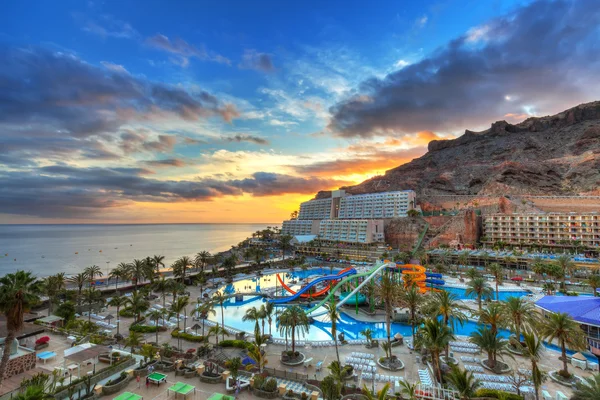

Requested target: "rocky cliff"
[{"left": 317, "top": 101, "right": 600, "bottom": 198}]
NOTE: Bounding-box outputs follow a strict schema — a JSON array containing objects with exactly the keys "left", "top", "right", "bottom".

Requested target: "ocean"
[{"left": 0, "top": 223, "right": 274, "bottom": 278}]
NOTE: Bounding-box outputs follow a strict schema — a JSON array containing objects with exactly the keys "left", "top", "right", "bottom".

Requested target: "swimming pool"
[{"left": 443, "top": 286, "right": 530, "bottom": 301}]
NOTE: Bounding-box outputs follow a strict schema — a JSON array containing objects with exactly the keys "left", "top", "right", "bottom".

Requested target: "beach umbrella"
[
  {"left": 510, "top": 276, "right": 523, "bottom": 281},
  {"left": 191, "top": 323, "right": 202, "bottom": 336},
  {"left": 105, "top": 314, "right": 115, "bottom": 322}
]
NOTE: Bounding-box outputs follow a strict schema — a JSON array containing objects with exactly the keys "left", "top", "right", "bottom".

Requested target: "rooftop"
[{"left": 535, "top": 296, "right": 600, "bottom": 327}]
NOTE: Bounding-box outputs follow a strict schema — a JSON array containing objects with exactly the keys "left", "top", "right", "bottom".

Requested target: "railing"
[{"left": 263, "top": 367, "right": 308, "bottom": 381}]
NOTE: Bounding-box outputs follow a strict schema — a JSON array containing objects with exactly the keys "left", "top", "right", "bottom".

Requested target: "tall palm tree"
[
  {"left": 67, "top": 272, "right": 88, "bottom": 306},
  {"left": 152, "top": 276, "right": 171, "bottom": 307},
  {"left": 279, "top": 234, "right": 293, "bottom": 261},
  {"left": 502, "top": 296, "right": 539, "bottom": 342},
  {"left": 426, "top": 290, "right": 468, "bottom": 327},
  {"left": 362, "top": 382, "right": 391, "bottom": 400},
  {"left": 84, "top": 265, "right": 103, "bottom": 287},
  {"left": 375, "top": 272, "right": 399, "bottom": 360},
  {"left": 530, "top": 258, "right": 546, "bottom": 282},
  {"left": 173, "top": 256, "right": 192, "bottom": 283},
  {"left": 264, "top": 301, "right": 275, "bottom": 336},
  {"left": 555, "top": 254, "right": 575, "bottom": 290},
  {"left": 323, "top": 297, "right": 341, "bottom": 365},
  {"left": 0, "top": 271, "right": 41, "bottom": 384},
  {"left": 487, "top": 263, "right": 503, "bottom": 301},
  {"left": 82, "top": 287, "right": 103, "bottom": 323},
  {"left": 146, "top": 308, "right": 165, "bottom": 344},
  {"left": 278, "top": 305, "right": 310, "bottom": 353},
  {"left": 124, "top": 331, "right": 143, "bottom": 354},
  {"left": 519, "top": 330, "right": 545, "bottom": 400},
  {"left": 586, "top": 273, "right": 600, "bottom": 297},
  {"left": 445, "top": 365, "right": 481, "bottom": 400},
  {"left": 478, "top": 302, "right": 505, "bottom": 336},
  {"left": 399, "top": 285, "right": 423, "bottom": 338},
  {"left": 572, "top": 373, "right": 600, "bottom": 400},
  {"left": 151, "top": 255, "right": 165, "bottom": 276},
  {"left": 195, "top": 251, "right": 211, "bottom": 272},
  {"left": 207, "top": 323, "right": 229, "bottom": 346},
  {"left": 129, "top": 259, "right": 149, "bottom": 292},
  {"left": 243, "top": 306, "right": 262, "bottom": 336},
  {"left": 246, "top": 343, "right": 267, "bottom": 373},
  {"left": 194, "top": 271, "right": 207, "bottom": 298},
  {"left": 194, "top": 301, "right": 215, "bottom": 336},
  {"left": 41, "top": 273, "right": 65, "bottom": 314},
  {"left": 109, "top": 263, "right": 130, "bottom": 293},
  {"left": 466, "top": 277, "right": 493, "bottom": 311},
  {"left": 170, "top": 296, "right": 190, "bottom": 331},
  {"left": 470, "top": 326, "right": 508, "bottom": 369},
  {"left": 539, "top": 312, "right": 587, "bottom": 377},
  {"left": 212, "top": 291, "right": 228, "bottom": 342},
  {"left": 125, "top": 291, "right": 150, "bottom": 323},
  {"left": 414, "top": 318, "right": 454, "bottom": 383},
  {"left": 107, "top": 295, "right": 128, "bottom": 336},
  {"left": 258, "top": 304, "right": 267, "bottom": 337}
]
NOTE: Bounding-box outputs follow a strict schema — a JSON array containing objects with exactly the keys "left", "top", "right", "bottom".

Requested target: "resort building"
[
  {"left": 536, "top": 296, "right": 600, "bottom": 365},
  {"left": 318, "top": 219, "right": 385, "bottom": 244},
  {"left": 281, "top": 219, "right": 320, "bottom": 236},
  {"left": 483, "top": 212, "right": 600, "bottom": 248},
  {"left": 338, "top": 190, "right": 416, "bottom": 219}
]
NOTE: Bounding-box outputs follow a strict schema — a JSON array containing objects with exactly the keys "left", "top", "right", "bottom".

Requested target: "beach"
[{"left": 0, "top": 223, "right": 275, "bottom": 278}]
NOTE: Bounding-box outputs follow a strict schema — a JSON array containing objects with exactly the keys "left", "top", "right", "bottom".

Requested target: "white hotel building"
[{"left": 282, "top": 190, "right": 416, "bottom": 244}]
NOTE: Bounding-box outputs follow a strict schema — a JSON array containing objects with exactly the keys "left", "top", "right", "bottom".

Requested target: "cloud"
[
  {"left": 239, "top": 50, "right": 275, "bottom": 72},
  {"left": 394, "top": 59, "right": 410, "bottom": 69},
  {"left": 146, "top": 34, "right": 230, "bottom": 66},
  {"left": 74, "top": 13, "right": 139, "bottom": 39},
  {"left": 328, "top": 0, "right": 600, "bottom": 138},
  {"left": 143, "top": 159, "right": 187, "bottom": 168},
  {"left": 0, "top": 46, "right": 238, "bottom": 163},
  {"left": 101, "top": 61, "right": 128, "bottom": 74},
  {"left": 415, "top": 15, "right": 428, "bottom": 28},
  {"left": 222, "top": 134, "right": 270, "bottom": 145},
  {"left": 0, "top": 166, "right": 345, "bottom": 218}
]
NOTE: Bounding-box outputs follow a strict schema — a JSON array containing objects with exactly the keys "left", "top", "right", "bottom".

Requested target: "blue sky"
[{"left": 1, "top": 0, "right": 599, "bottom": 223}]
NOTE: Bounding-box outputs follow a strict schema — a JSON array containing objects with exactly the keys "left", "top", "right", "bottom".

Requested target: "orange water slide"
[
  {"left": 276, "top": 267, "right": 354, "bottom": 298},
  {"left": 401, "top": 264, "right": 428, "bottom": 294}
]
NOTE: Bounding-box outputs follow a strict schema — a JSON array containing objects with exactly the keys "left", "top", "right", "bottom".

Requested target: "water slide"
[
  {"left": 269, "top": 268, "right": 357, "bottom": 304},
  {"left": 306, "top": 262, "right": 391, "bottom": 317},
  {"left": 276, "top": 267, "right": 354, "bottom": 299}
]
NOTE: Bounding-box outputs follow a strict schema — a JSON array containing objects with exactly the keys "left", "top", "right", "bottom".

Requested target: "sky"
[{"left": 1, "top": 0, "right": 599, "bottom": 224}]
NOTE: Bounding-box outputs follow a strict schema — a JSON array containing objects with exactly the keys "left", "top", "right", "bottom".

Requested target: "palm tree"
[
  {"left": 555, "top": 254, "right": 575, "bottom": 290},
  {"left": 539, "top": 312, "right": 587, "bottom": 377},
  {"left": 323, "top": 297, "right": 341, "bottom": 365},
  {"left": 151, "top": 255, "right": 165, "bottom": 275},
  {"left": 519, "top": 330, "right": 545, "bottom": 400},
  {"left": 0, "top": 271, "right": 41, "bottom": 384},
  {"left": 321, "top": 375, "right": 341, "bottom": 400},
  {"left": 107, "top": 295, "right": 128, "bottom": 336},
  {"left": 264, "top": 302, "right": 275, "bottom": 336},
  {"left": 327, "top": 360, "right": 346, "bottom": 390},
  {"left": 586, "top": 273, "right": 600, "bottom": 297},
  {"left": 530, "top": 258, "right": 546, "bottom": 282},
  {"left": 82, "top": 287, "right": 104, "bottom": 323},
  {"left": 109, "top": 263, "right": 130, "bottom": 293},
  {"left": 572, "top": 373, "right": 600, "bottom": 400},
  {"left": 124, "top": 331, "right": 143, "bottom": 354},
  {"left": 469, "top": 326, "right": 508, "bottom": 370},
  {"left": 146, "top": 308, "right": 165, "bottom": 344},
  {"left": 84, "top": 265, "right": 103, "bottom": 287},
  {"left": 464, "top": 268, "right": 481, "bottom": 281},
  {"left": 362, "top": 382, "right": 390, "bottom": 400},
  {"left": 225, "top": 357, "right": 242, "bottom": 382},
  {"left": 278, "top": 305, "right": 310, "bottom": 353},
  {"left": 246, "top": 343, "right": 267, "bottom": 373},
  {"left": 445, "top": 365, "right": 481, "bottom": 400},
  {"left": 399, "top": 285, "right": 423, "bottom": 338},
  {"left": 375, "top": 272, "right": 398, "bottom": 360},
  {"left": 170, "top": 296, "right": 190, "bottom": 335},
  {"left": 478, "top": 302, "right": 505, "bottom": 336},
  {"left": 487, "top": 263, "right": 503, "bottom": 300},
  {"left": 426, "top": 290, "right": 468, "bottom": 327},
  {"left": 212, "top": 291, "right": 228, "bottom": 342},
  {"left": 195, "top": 251, "right": 211, "bottom": 272},
  {"left": 67, "top": 272, "right": 87, "bottom": 306},
  {"left": 41, "top": 273, "right": 65, "bottom": 314},
  {"left": 125, "top": 291, "right": 150, "bottom": 323},
  {"left": 502, "top": 296, "right": 539, "bottom": 343},
  {"left": 194, "top": 301, "right": 215, "bottom": 336},
  {"left": 207, "top": 323, "right": 229, "bottom": 346},
  {"left": 398, "top": 381, "right": 418, "bottom": 400},
  {"left": 129, "top": 259, "right": 150, "bottom": 292},
  {"left": 415, "top": 318, "right": 454, "bottom": 383},
  {"left": 243, "top": 306, "right": 262, "bottom": 336},
  {"left": 173, "top": 256, "right": 192, "bottom": 283},
  {"left": 466, "top": 277, "right": 493, "bottom": 311},
  {"left": 152, "top": 276, "right": 171, "bottom": 307},
  {"left": 279, "top": 234, "right": 293, "bottom": 261},
  {"left": 360, "top": 328, "right": 373, "bottom": 347},
  {"left": 258, "top": 304, "right": 267, "bottom": 337}
]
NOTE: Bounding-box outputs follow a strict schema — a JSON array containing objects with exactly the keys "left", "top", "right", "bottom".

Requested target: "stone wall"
[
  {"left": 6, "top": 351, "right": 36, "bottom": 378},
  {"left": 428, "top": 210, "right": 481, "bottom": 247}
]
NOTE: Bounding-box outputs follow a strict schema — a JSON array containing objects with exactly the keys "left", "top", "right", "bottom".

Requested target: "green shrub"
[
  {"left": 170, "top": 329, "right": 205, "bottom": 343},
  {"left": 219, "top": 339, "right": 253, "bottom": 350},
  {"left": 475, "top": 389, "right": 523, "bottom": 400},
  {"left": 253, "top": 375, "right": 265, "bottom": 389},
  {"left": 119, "top": 307, "right": 135, "bottom": 317},
  {"left": 130, "top": 325, "right": 158, "bottom": 333},
  {"left": 263, "top": 378, "right": 277, "bottom": 392}
]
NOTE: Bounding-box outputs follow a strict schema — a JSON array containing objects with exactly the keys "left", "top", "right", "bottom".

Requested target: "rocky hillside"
[{"left": 319, "top": 101, "right": 600, "bottom": 198}]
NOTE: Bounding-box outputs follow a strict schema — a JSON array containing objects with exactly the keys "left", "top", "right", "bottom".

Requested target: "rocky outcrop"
[{"left": 334, "top": 101, "right": 600, "bottom": 197}]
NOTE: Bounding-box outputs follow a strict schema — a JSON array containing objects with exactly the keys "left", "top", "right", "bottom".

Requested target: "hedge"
[
  {"left": 130, "top": 325, "right": 159, "bottom": 333},
  {"left": 475, "top": 389, "right": 524, "bottom": 400},
  {"left": 219, "top": 339, "right": 254, "bottom": 350},
  {"left": 171, "top": 329, "right": 206, "bottom": 343},
  {"left": 119, "top": 308, "right": 135, "bottom": 318}
]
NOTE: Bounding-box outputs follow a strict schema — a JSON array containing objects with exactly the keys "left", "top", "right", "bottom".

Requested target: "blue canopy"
[{"left": 536, "top": 296, "right": 600, "bottom": 327}]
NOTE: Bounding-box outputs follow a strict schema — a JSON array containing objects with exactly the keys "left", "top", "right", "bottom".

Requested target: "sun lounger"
[
  {"left": 542, "top": 390, "right": 551, "bottom": 400},
  {"left": 555, "top": 391, "right": 567, "bottom": 400}
]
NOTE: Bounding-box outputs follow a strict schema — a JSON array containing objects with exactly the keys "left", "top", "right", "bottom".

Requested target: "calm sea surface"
[{"left": 0, "top": 224, "right": 274, "bottom": 278}]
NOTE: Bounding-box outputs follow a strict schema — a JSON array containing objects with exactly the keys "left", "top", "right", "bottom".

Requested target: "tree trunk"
[
  {"left": 495, "top": 281, "right": 499, "bottom": 301},
  {"left": 333, "top": 325, "right": 340, "bottom": 365},
  {"left": 116, "top": 306, "right": 121, "bottom": 336},
  {"left": 561, "top": 341, "right": 569, "bottom": 376},
  {"left": 220, "top": 305, "right": 225, "bottom": 342},
  {"left": 477, "top": 295, "right": 482, "bottom": 311},
  {"left": 291, "top": 325, "right": 296, "bottom": 353},
  {"left": 0, "top": 330, "right": 16, "bottom": 385},
  {"left": 386, "top": 309, "right": 393, "bottom": 360}
]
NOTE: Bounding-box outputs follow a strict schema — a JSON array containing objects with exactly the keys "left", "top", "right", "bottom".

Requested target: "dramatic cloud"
[
  {"left": 222, "top": 134, "right": 270, "bottom": 145},
  {"left": 0, "top": 167, "right": 345, "bottom": 218},
  {"left": 239, "top": 50, "right": 275, "bottom": 72},
  {"left": 0, "top": 46, "right": 238, "bottom": 163},
  {"left": 143, "top": 159, "right": 187, "bottom": 168},
  {"left": 146, "top": 34, "right": 230, "bottom": 66},
  {"left": 329, "top": 0, "right": 600, "bottom": 138}
]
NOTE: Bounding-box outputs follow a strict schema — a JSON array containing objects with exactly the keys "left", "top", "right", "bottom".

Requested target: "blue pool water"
[{"left": 443, "top": 286, "right": 530, "bottom": 301}]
